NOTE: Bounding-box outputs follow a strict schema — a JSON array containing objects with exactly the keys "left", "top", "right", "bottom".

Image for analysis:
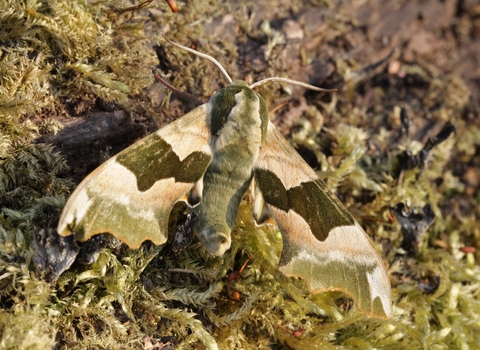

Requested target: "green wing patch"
[
  {"left": 117, "top": 134, "right": 211, "bottom": 191},
  {"left": 254, "top": 169, "right": 355, "bottom": 241}
]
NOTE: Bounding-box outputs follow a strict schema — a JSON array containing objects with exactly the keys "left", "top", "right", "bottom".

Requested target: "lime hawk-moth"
[{"left": 58, "top": 35, "right": 392, "bottom": 318}]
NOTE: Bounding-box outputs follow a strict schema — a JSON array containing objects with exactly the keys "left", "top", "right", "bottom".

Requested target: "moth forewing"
[
  {"left": 57, "top": 105, "right": 213, "bottom": 248},
  {"left": 253, "top": 124, "right": 392, "bottom": 318}
]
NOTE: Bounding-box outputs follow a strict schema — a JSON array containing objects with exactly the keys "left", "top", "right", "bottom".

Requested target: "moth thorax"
[{"left": 208, "top": 83, "right": 263, "bottom": 154}]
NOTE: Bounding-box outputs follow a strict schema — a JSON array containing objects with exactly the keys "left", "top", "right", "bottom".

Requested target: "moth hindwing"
[{"left": 58, "top": 37, "right": 392, "bottom": 319}]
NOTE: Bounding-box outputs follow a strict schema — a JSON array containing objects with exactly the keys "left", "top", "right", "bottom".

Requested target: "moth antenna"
[
  {"left": 161, "top": 32, "right": 233, "bottom": 84},
  {"left": 249, "top": 77, "right": 336, "bottom": 92}
]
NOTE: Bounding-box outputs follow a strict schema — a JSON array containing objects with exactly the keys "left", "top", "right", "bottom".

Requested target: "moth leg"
[
  {"left": 253, "top": 185, "right": 272, "bottom": 224},
  {"left": 187, "top": 177, "right": 204, "bottom": 207}
]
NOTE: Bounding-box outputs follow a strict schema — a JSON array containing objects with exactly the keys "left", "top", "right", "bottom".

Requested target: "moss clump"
[{"left": 1, "top": 1, "right": 158, "bottom": 107}]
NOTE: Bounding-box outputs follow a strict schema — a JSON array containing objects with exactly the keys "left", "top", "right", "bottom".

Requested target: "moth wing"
[
  {"left": 58, "top": 104, "right": 213, "bottom": 249},
  {"left": 254, "top": 122, "right": 392, "bottom": 318}
]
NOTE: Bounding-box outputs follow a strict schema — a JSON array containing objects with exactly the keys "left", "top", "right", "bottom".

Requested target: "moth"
[{"left": 58, "top": 35, "right": 392, "bottom": 318}]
